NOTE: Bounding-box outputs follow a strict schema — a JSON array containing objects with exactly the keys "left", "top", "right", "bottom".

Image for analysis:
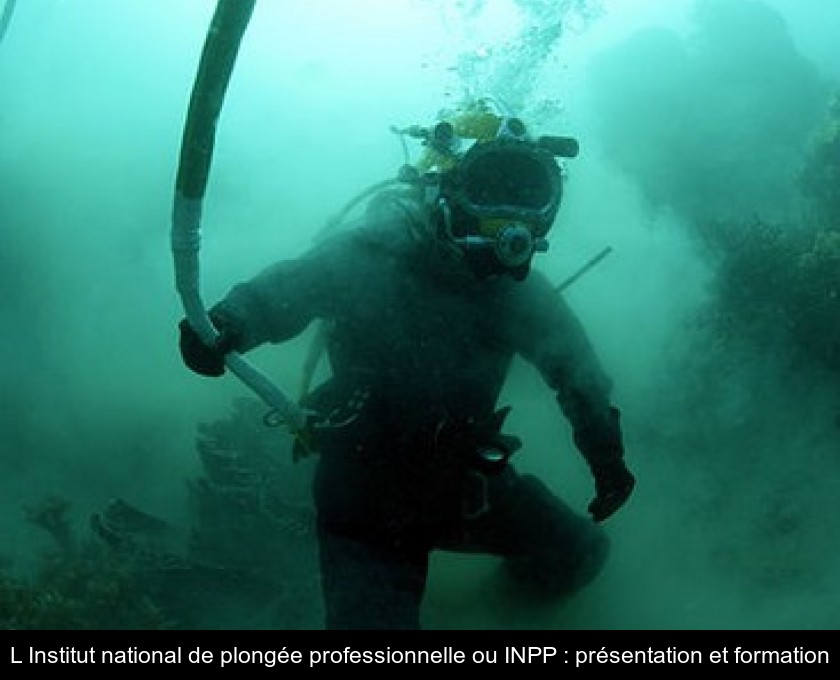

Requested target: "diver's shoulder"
[
  {"left": 305, "top": 219, "right": 412, "bottom": 268},
  {"left": 523, "top": 266, "right": 556, "bottom": 291},
  {"left": 356, "top": 211, "right": 420, "bottom": 256},
  {"left": 498, "top": 266, "right": 556, "bottom": 301}
]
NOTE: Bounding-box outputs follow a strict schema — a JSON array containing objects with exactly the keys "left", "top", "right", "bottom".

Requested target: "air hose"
[{"left": 171, "top": 0, "right": 307, "bottom": 433}]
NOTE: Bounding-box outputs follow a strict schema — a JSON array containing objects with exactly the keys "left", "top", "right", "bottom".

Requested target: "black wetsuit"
[{"left": 211, "top": 212, "right": 624, "bottom": 629}]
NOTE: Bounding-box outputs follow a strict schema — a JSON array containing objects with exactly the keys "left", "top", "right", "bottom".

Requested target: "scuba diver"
[{"left": 177, "top": 99, "right": 635, "bottom": 630}]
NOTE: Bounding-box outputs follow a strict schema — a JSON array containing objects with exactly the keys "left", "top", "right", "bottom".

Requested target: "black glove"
[
  {"left": 178, "top": 316, "right": 240, "bottom": 377},
  {"left": 572, "top": 406, "right": 634, "bottom": 522},
  {"left": 588, "top": 459, "right": 635, "bottom": 522}
]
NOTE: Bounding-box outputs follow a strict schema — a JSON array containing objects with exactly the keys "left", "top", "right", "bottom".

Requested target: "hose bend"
[{"left": 171, "top": 0, "right": 307, "bottom": 433}]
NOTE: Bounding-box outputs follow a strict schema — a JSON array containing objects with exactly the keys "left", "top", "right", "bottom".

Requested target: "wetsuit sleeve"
[
  {"left": 208, "top": 234, "right": 353, "bottom": 353},
  {"left": 509, "top": 270, "right": 625, "bottom": 473}
]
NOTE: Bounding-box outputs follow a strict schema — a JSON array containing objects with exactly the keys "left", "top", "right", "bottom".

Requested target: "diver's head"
[
  {"left": 432, "top": 134, "right": 564, "bottom": 281},
  {"left": 404, "top": 100, "right": 571, "bottom": 281}
]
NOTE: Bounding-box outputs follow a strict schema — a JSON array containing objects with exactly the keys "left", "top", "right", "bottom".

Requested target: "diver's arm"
[
  {"left": 511, "top": 271, "right": 635, "bottom": 521},
  {"left": 178, "top": 257, "right": 317, "bottom": 378},
  {"left": 209, "top": 257, "right": 320, "bottom": 353},
  {"left": 179, "top": 231, "right": 357, "bottom": 380},
  {"left": 213, "top": 228, "right": 368, "bottom": 353}
]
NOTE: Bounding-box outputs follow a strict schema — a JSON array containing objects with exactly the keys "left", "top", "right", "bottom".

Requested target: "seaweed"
[{"left": 1, "top": 397, "right": 321, "bottom": 630}]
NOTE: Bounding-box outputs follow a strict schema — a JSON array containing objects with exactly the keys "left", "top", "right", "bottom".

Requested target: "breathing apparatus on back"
[{"left": 391, "top": 97, "right": 580, "bottom": 280}]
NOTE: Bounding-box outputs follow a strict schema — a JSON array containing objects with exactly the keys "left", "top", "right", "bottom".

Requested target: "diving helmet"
[
  {"left": 439, "top": 136, "right": 563, "bottom": 274},
  {"left": 413, "top": 100, "right": 575, "bottom": 280}
]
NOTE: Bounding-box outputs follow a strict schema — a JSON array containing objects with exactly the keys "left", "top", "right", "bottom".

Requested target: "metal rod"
[{"left": 555, "top": 246, "right": 613, "bottom": 293}]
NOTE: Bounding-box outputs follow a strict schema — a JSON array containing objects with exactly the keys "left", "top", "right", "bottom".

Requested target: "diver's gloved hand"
[
  {"left": 588, "top": 459, "right": 635, "bottom": 523},
  {"left": 572, "top": 406, "right": 634, "bottom": 522},
  {"left": 178, "top": 315, "right": 240, "bottom": 378}
]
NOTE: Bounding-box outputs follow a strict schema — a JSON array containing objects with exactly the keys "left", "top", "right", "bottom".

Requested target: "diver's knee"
[{"left": 504, "top": 523, "right": 610, "bottom": 600}]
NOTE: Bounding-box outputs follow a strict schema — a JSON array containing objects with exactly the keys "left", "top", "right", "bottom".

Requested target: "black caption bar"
[{"left": 3, "top": 630, "right": 837, "bottom": 675}]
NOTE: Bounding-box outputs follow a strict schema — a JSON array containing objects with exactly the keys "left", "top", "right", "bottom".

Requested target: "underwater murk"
[{"left": 0, "top": 0, "right": 838, "bottom": 630}]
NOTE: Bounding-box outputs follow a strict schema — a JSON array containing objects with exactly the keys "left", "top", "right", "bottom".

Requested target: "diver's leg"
[
  {"left": 317, "top": 524, "right": 429, "bottom": 630},
  {"left": 444, "top": 468, "right": 609, "bottom": 601}
]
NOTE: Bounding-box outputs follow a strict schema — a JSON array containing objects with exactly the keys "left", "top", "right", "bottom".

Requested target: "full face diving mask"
[{"left": 439, "top": 139, "right": 563, "bottom": 273}]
